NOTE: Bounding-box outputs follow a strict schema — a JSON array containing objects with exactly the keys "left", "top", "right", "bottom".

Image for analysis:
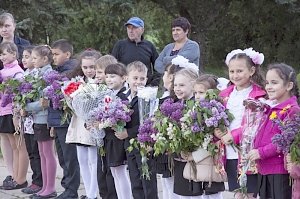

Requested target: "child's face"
[
  {"left": 127, "top": 70, "right": 147, "bottom": 94},
  {"left": 265, "top": 69, "right": 292, "bottom": 103},
  {"left": 51, "top": 48, "right": 70, "bottom": 66},
  {"left": 194, "top": 83, "right": 207, "bottom": 101},
  {"left": 105, "top": 74, "right": 125, "bottom": 90},
  {"left": 95, "top": 68, "right": 105, "bottom": 83},
  {"left": 32, "top": 51, "right": 48, "bottom": 68},
  {"left": 22, "top": 50, "right": 34, "bottom": 69},
  {"left": 162, "top": 70, "right": 173, "bottom": 90},
  {"left": 81, "top": 58, "right": 96, "bottom": 79},
  {"left": 228, "top": 58, "right": 255, "bottom": 90},
  {"left": 174, "top": 74, "right": 194, "bottom": 100},
  {"left": 0, "top": 49, "right": 16, "bottom": 65}
]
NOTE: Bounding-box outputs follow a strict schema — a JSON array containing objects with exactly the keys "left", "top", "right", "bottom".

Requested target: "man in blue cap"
[{"left": 111, "top": 16, "right": 161, "bottom": 86}]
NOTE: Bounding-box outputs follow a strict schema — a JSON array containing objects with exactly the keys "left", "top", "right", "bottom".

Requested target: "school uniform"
[{"left": 124, "top": 89, "right": 158, "bottom": 199}]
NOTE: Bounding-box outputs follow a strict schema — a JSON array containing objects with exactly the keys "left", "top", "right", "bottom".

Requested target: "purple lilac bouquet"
[
  {"left": 43, "top": 71, "right": 69, "bottom": 110},
  {"left": 178, "top": 89, "right": 233, "bottom": 154},
  {"left": 271, "top": 105, "right": 300, "bottom": 163},
  {"left": 0, "top": 78, "right": 21, "bottom": 107},
  {"left": 152, "top": 98, "right": 185, "bottom": 155},
  {"left": 89, "top": 95, "right": 133, "bottom": 132}
]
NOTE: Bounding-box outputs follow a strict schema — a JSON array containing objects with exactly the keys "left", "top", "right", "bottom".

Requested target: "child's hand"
[
  {"left": 50, "top": 127, "right": 55, "bottom": 137},
  {"left": 20, "top": 109, "right": 27, "bottom": 117},
  {"left": 40, "top": 98, "right": 49, "bottom": 108},
  {"left": 214, "top": 128, "right": 227, "bottom": 139},
  {"left": 221, "top": 133, "right": 233, "bottom": 145},
  {"left": 181, "top": 151, "right": 194, "bottom": 161},
  {"left": 115, "top": 129, "right": 128, "bottom": 140},
  {"left": 248, "top": 149, "right": 260, "bottom": 161}
]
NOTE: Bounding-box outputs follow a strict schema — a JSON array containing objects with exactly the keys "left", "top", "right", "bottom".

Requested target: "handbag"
[{"left": 183, "top": 149, "right": 227, "bottom": 183}]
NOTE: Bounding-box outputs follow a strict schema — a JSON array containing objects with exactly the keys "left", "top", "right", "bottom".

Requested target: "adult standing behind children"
[
  {"left": 48, "top": 39, "right": 80, "bottom": 199},
  {"left": 154, "top": 17, "right": 200, "bottom": 73},
  {"left": 0, "top": 12, "right": 30, "bottom": 68},
  {"left": 111, "top": 16, "right": 161, "bottom": 86}
]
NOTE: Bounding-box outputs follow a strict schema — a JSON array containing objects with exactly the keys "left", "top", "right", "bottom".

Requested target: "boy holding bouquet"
[{"left": 116, "top": 61, "right": 158, "bottom": 199}]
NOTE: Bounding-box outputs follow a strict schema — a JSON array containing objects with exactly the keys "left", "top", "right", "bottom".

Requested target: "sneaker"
[
  {"left": 22, "top": 184, "right": 42, "bottom": 194},
  {"left": 3, "top": 180, "right": 28, "bottom": 190}
]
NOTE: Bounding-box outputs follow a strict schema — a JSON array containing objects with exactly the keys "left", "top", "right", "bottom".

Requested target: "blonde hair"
[
  {"left": 175, "top": 68, "right": 199, "bottom": 85},
  {"left": 95, "top": 54, "right": 117, "bottom": 70},
  {"left": 127, "top": 61, "right": 148, "bottom": 74}
]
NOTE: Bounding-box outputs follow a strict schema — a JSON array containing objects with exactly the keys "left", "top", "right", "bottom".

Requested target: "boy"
[
  {"left": 95, "top": 54, "right": 118, "bottom": 199},
  {"left": 48, "top": 39, "right": 80, "bottom": 199},
  {"left": 116, "top": 61, "right": 158, "bottom": 199}
]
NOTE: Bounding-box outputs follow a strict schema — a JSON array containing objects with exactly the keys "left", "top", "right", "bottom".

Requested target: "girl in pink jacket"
[{"left": 249, "top": 63, "right": 300, "bottom": 199}]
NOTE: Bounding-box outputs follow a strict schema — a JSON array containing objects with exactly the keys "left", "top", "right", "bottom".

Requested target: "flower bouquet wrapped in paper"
[
  {"left": 88, "top": 95, "right": 133, "bottom": 132},
  {"left": 236, "top": 99, "right": 268, "bottom": 196}
]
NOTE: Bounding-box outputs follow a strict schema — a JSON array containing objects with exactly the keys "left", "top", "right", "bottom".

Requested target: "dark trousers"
[
  {"left": 126, "top": 149, "right": 158, "bottom": 199},
  {"left": 97, "top": 153, "right": 118, "bottom": 199},
  {"left": 24, "top": 134, "right": 43, "bottom": 187},
  {"left": 55, "top": 127, "right": 80, "bottom": 196}
]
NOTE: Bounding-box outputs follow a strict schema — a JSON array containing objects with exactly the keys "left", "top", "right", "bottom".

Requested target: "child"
[
  {"left": 172, "top": 68, "right": 205, "bottom": 198},
  {"left": 249, "top": 63, "right": 300, "bottom": 199},
  {"left": 116, "top": 61, "right": 158, "bottom": 199},
  {"left": 153, "top": 63, "right": 182, "bottom": 199},
  {"left": 103, "top": 63, "right": 131, "bottom": 199},
  {"left": 216, "top": 48, "right": 266, "bottom": 198},
  {"left": 20, "top": 45, "right": 43, "bottom": 194},
  {"left": 94, "top": 54, "right": 118, "bottom": 199},
  {"left": 65, "top": 49, "right": 101, "bottom": 199},
  {"left": 23, "top": 45, "right": 57, "bottom": 198},
  {"left": 0, "top": 42, "right": 28, "bottom": 190},
  {"left": 183, "top": 74, "right": 226, "bottom": 199},
  {"left": 49, "top": 39, "right": 80, "bottom": 199},
  {"left": 95, "top": 55, "right": 117, "bottom": 83}
]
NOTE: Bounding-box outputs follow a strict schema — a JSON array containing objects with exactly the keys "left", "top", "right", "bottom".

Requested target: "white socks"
[
  {"left": 77, "top": 145, "right": 98, "bottom": 198},
  {"left": 161, "top": 176, "right": 181, "bottom": 199},
  {"left": 110, "top": 165, "right": 131, "bottom": 199}
]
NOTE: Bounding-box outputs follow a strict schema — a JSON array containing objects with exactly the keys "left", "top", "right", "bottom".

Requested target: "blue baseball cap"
[{"left": 124, "top": 17, "right": 144, "bottom": 28}]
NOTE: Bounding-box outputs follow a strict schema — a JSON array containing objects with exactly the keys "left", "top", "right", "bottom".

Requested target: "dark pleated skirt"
[
  {"left": 104, "top": 138, "right": 127, "bottom": 167},
  {"left": 153, "top": 154, "right": 172, "bottom": 178},
  {"left": 258, "top": 173, "right": 291, "bottom": 199},
  {"left": 33, "top": 124, "right": 54, "bottom": 141},
  {"left": 0, "top": 114, "right": 15, "bottom": 133}
]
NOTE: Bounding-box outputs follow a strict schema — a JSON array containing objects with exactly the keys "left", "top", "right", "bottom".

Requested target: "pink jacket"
[
  {"left": 254, "top": 96, "right": 300, "bottom": 175},
  {"left": 219, "top": 84, "right": 266, "bottom": 144},
  {"left": 291, "top": 165, "right": 300, "bottom": 199},
  {"left": 0, "top": 60, "right": 24, "bottom": 116}
]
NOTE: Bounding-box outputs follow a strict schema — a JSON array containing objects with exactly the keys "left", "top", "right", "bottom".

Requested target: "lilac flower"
[
  {"left": 43, "top": 71, "right": 65, "bottom": 85},
  {"left": 18, "top": 82, "right": 33, "bottom": 95},
  {"left": 1, "top": 88, "right": 14, "bottom": 107},
  {"left": 160, "top": 98, "right": 184, "bottom": 123},
  {"left": 138, "top": 118, "right": 157, "bottom": 143}
]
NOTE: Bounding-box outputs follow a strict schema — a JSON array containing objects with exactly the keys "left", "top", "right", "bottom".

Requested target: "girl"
[
  {"left": 0, "top": 42, "right": 28, "bottom": 190},
  {"left": 189, "top": 74, "right": 226, "bottom": 199},
  {"left": 217, "top": 48, "right": 266, "bottom": 198},
  {"left": 24, "top": 45, "right": 57, "bottom": 198},
  {"left": 66, "top": 49, "right": 101, "bottom": 199},
  {"left": 103, "top": 62, "right": 131, "bottom": 199},
  {"left": 249, "top": 63, "right": 300, "bottom": 199},
  {"left": 20, "top": 46, "right": 43, "bottom": 194},
  {"left": 153, "top": 63, "right": 182, "bottom": 199},
  {"left": 173, "top": 68, "right": 204, "bottom": 198}
]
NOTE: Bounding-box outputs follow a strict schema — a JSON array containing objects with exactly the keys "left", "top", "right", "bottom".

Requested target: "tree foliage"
[{"left": 1, "top": 0, "right": 299, "bottom": 73}]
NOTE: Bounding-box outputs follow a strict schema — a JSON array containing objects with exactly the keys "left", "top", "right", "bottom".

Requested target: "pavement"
[{"left": 0, "top": 158, "right": 235, "bottom": 199}]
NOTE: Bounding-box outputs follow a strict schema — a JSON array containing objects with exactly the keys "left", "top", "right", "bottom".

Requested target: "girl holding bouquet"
[
  {"left": 217, "top": 48, "right": 266, "bottom": 198},
  {"left": 65, "top": 49, "right": 101, "bottom": 199},
  {"left": 172, "top": 68, "right": 204, "bottom": 198},
  {"left": 0, "top": 42, "right": 27, "bottom": 190},
  {"left": 23, "top": 45, "right": 57, "bottom": 198},
  {"left": 102, "top": 63, "right": 131, "bottom": 199},
  {"left": 249, "top": 63, "right": 300, "bottom": 199}
]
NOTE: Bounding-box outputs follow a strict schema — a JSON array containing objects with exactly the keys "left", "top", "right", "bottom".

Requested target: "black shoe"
[
  {"left": 55, "top": 190, "right": 78, "bottom": 199},
  {"left": 0, "top": 175, "right": 13, "bottom": 189},
  {"left": 33, "top": 192, "right": 57, "bottom": 199},
  {"left": 79, "top": 196, "right": 87, "bottom": 199},
  {"left": 3, "top": 181, "right": 28, "bottom": 190},
  {"left": 21, "top": 184, "right": 42, "bottom": 194}
]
